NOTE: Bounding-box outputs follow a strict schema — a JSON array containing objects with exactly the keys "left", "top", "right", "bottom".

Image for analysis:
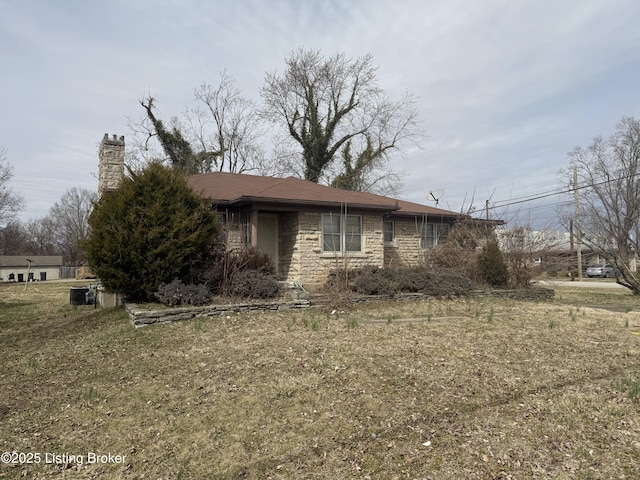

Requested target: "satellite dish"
[{"left": 427, "top": 189, "right": 445, "bottom": 205}]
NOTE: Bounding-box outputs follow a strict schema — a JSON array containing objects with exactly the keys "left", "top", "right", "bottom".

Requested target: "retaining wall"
[{"left": 126, "top": 299, "right": 310, "bottom": 327}]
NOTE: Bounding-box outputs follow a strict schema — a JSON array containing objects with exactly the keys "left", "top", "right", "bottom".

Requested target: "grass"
[{"left": 1, "top": 281, "right": 640, "bottom": 478}]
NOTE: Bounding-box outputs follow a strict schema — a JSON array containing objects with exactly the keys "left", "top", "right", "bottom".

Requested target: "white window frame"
[
  {"left": 421, "top": 222, "right": 450, "bottom": 249},
  {"left": 322, "top": 213, "right": 362, "bottom": 253},
  {"left": 383, "top": 220, "right": 395, "bottom": 244}
]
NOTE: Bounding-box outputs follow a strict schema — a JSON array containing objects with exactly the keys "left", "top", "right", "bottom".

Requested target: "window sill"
[{"left": 319, "top": 252, "right": 369, "bottom": 259}]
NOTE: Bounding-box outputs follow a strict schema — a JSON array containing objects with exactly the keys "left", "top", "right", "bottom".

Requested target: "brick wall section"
[{"left": 384, "top": 218, "right": 425, "bottom": 268}]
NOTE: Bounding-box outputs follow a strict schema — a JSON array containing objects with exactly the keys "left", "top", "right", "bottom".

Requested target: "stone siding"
[
  {"left": 285, "top": 212, "right": 384, "bottom": 290},
  {"left": 216, "top": 211, "right": 435, "bottom": 290},
  {"left": 278, "top": 212, "right": 298, "bottom": 280},
  {"left": 384, "top": 218, "right": 425, "bottom": 268}
]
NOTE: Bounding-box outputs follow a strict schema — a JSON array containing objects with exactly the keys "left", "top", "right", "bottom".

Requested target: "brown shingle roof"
[{"left": 187, "top": 172, "right": 459, "bottom": 218}]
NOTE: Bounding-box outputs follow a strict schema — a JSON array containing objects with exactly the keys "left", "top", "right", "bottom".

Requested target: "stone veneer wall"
[
  {"left": 278, "top": 212, "right": 298, "bottom": 280},
  {"left": 286, "top": 212, "right": 385, "bottom": 290},
  {"left": 384, "top": 217, "right": 425, "bottom": 268},
  {"left": 98, "top": 134, "right": 125, "bottom": 197},
  {"left": 216, "top": 211, "right": 432, "bottom": 289}
]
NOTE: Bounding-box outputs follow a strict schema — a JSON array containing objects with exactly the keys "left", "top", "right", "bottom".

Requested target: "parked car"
[{"left": 586, "top": 264, "right": 616, "bottom": 278}]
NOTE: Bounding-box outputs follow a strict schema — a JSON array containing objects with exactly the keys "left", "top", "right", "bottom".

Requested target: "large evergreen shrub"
[
  {"left": 477, "top": 240, "right": 508, "bottom": 287},
  {"left": 84, "top": 163, "right": 220, "bottom": 302}
]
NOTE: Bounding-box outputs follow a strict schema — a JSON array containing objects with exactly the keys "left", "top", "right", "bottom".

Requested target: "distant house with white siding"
[{"left": 0, "top": 256, "right": 63, "bottom": 282}]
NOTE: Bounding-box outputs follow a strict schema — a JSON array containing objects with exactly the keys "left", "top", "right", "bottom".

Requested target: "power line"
[{"left": 487, "top": 170, "right": 640, "bottom": 212}]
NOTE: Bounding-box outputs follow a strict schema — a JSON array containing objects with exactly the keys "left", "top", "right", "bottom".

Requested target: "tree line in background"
[{"left": 0, "top": 182, "right": 95, "bottom": 266}]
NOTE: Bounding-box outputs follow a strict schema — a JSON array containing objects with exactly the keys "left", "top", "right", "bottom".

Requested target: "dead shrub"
[
  {"left": 324, "top": 266, "right": 472, "bottom": 297},
  {"left": 207, "top": 246, "right": 276, "bottom": 296},
  {"left": 395, "top": 267, "right": 472, "bottom": 296},
  {"left": 420, "top": 268, "right": 472, "bottom": 296},
  {"left": 228, "top": 270, "right": 280, "bottom": 299},
  {"left": 351, "top": 266, "right": 398, "bottom": 295},
  {"left": 423, "top": 223, "right": 483, "bottom": 285},
  {"left": 155, "top": 280, "right": 212, "bottom": 307},
  {"left": 320, "top": 269, "right": 357, "bottom": 312}
]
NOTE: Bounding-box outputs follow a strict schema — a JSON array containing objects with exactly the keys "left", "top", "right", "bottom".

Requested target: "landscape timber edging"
[{"left": 126, "top": 299, "right": 311, "bottom": 327}]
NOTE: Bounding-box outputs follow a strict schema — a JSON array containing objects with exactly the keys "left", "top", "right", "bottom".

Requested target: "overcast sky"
[{"left": 2, "top": 0, "right": 640, "bottom": 228}]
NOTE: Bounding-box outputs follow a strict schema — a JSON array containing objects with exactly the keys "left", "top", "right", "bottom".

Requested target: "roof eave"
[{"left": 225, "top": 195, "right": 400, "bottom": 212}]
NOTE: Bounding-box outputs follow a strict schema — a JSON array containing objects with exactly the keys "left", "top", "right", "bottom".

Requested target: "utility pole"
[
  {"left": 573, "top": 167, "right": 582, "bottom": 280},
  {"left": 25, "top": 259, "right": 32, "bottom": 292},
  {"left": 569, "top": 219, "right": 574, "bottom": 275}
]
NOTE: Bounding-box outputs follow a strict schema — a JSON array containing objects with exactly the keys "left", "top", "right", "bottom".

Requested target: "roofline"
[
  {"left": 222, "top": 195, "right": 401, "bottom": 212},
  {"left": 387, "top": 210, "right": 462, "bottom": 219},
  {"left": 209, "top": 196, "right": 467, "bottom": 217}
]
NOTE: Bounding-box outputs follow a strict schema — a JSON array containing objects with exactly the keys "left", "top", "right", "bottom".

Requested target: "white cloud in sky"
[{"left": 1, "top": 0, "right": 640, "bottom": 227}]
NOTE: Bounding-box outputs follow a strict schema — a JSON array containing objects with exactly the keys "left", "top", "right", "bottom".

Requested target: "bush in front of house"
[
  {"left": 205, "top": 246, "right": 277, "bottom": 297},
  {"left": 228, "top": 269, "right": 280, "bottom": 299},
  {"left": 84, "top": 163, "right": 221, "bottom": 303},
  {"left": 418, "top": 268, "right": 472, "bottom": 296},
  {"left": 324, "top": 266, "right": 397, "bottom": 295},
  {"left": 155, "top": 280, "right": 211, "bottom": 307},
  {"left": 423, "top": 222, "right": 482, "bottom": 286},
  {"left": 324, "top": 266, "right": 472, "bottom": 297},
  {"left": 351, "top": 266, "right": 398, "bottom": 295},
  {"left": 477, "top": 239, "right": 509, "bottom": 287},
  {"left": 391, "top": 267, "right": 471, "bottom": 296}
]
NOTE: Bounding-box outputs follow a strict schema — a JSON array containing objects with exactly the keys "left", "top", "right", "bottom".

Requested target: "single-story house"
[
  {"left": 0, "top": 256, "right": 64, "bottom": 282},
  {"left": 187, "top": 172, "right": 468, "bottom": 289}
]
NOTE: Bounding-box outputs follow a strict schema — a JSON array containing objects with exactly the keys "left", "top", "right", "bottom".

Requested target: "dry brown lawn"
[{"left": 1, "top": 281, "right": 640, "bottom": 479}]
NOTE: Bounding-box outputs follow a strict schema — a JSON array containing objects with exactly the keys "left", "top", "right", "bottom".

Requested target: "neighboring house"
[
  {"left": 0, "top": 256, "right": 63, "bottom": 282},
  {"left": 495, "top": 228, "right": 633, "bottom": 274},
  {"left": 187, "top": 172, "right": 465, "bottom": 289}
]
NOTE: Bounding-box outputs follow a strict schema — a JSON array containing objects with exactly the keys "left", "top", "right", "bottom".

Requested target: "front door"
[{"left": 257, "top": 214, "right": 278, "bottom": 273}]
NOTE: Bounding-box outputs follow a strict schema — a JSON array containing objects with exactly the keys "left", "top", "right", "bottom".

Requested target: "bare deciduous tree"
[
  {"left": 0, "top": 221, "right": 29, "bottom": 255},
  {"left": 24, "top": 217, "right": 58, "bottom": 256},
  {"left": 129, "top": 72, "right": 268, "bottom": 175},
  {"left": 567, "top": 116, "right": 640, "bottom": 293},
  {"left": 0, "top": 146, "right": 24, "bottom": 224},
  {"left": 0, "top": 219, "right": 59, "bottom": 256},
  {"left": 49, "top": 187, "right": 96, "bottom": 265},
  {"left": 189, "top": 71, "right": 267, "bottom": 173},
  {"left": 261, "top": 48, "right": 421, "bottom": 193}
]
